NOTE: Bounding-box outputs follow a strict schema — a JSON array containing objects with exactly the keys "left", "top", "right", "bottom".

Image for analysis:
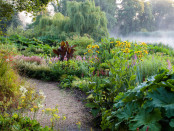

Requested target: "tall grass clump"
[{"left": 136, "top": 54, "right": 168, "bottom": 84}]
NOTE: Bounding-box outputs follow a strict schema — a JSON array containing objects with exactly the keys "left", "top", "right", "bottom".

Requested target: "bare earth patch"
[{"left": 26, "top": 78, "right": 95, "bottom": 131}]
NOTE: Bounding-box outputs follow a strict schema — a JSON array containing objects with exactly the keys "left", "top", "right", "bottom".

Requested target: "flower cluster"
[{"left": 85, "top": 44, "right": 100, "bottom": 55}]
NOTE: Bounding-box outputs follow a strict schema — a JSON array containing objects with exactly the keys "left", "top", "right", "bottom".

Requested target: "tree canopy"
[{"left": 27, "top": 0, "right": 108, "bottom": 41}]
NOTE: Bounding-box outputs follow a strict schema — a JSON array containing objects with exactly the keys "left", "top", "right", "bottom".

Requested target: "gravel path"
[{"left": 27, "top": 78, "right": 95, "bottom": 131}]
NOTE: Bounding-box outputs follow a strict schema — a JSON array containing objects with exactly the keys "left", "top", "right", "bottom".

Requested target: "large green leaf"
[
  {"left": 116, "top": 103, "right": 139, "bottom": 121},
  {"left": 147, "top": 87, "right": 174, "bottom": 118},
  {"left": 170, "top": 119, "right": 174, "bottom": 128},
  {"left": 129, "top": 109, "right": 161, "bottom": 131}
]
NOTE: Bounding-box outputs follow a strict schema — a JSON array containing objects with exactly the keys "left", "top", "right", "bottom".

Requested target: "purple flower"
[
  {"left": 167, "top": 59, "right": 172, "bottom": 70},
  {"left": 134, "top": 54, "right": 137, "bottom": 60}
]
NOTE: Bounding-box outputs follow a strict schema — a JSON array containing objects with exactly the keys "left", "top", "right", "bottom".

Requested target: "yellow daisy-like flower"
[
  {"left": 95, "top": 45, "right": 99, "bottom": 48},
  {"left": 90, "top": 61, "right": 93, "bottom": 63},
  {"left": 125, "top": 48, "right": 130, "bottom": 53},
  {"left": 110, "top": 41, "right": 114, "bottom": 43},
  {"left": 84, "top": 52, "right": 87, "bottom": 55},
  {"left": 88, "top": 49, "right": 92, "bottom": 53},
  {"left": 96, "top": 51, "right": 99, "bottom": 54},
  {"left": 144, "top": 50, "right": 148, "bottom": 54},
  {"left": 92, "top": 45, "right": 95, "bottom": 49},
  {"left": 30, "top": 108, "right": 34, "bottom": 112},
  {"left": 126, "top": 43, "right": 131, "bottom": 48},
  {"left": 87, "top": 45, "right": 91, "bottom": 49},
  {"left": 141, "top": 42, "right": 147, "bottom": 46},
  {"left": 138, "top": 55, "right": 142, "bottom": 58}
]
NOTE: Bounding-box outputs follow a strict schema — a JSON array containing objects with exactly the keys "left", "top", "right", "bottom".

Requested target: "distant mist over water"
[{"left": 111, "top": 31, "right": 174, "bottom": 48}]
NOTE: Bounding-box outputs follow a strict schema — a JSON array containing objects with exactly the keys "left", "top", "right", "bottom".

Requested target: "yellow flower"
[
  {"left": 141, "top": 59, "right": 143, "bottom": 61},
  {"left": 125, "top": 48, "right": 130, "bottom": 53},
  {"left": 135, "top": 44, "right": 138, "bottom": 46},
  {"left": 92, "top": 46, "right": 95, "bottom": 49},
  {"left": 34, "top": 106, "right": 38, "bottom": 109},
  {"left": 138, "top": 55, "right": 142, "bottom": 58},
  {"left": 63, "top": 116, "right": 66, "bottom": 120},
  {"left": 141, "top": 42, "right": 147, "bottom": 46},
  {"left": 87, "top": 45, "right": 91, "bottom": 49},
  {"left": 76, "top": 122, "right": 81, "bottom": 125},
  {"left": 90, "top": 61, "right": 93, "bottom": 63},
  {"left": 96, "top": 51, "right": 99, "bottom": 54},
  {"left": 53, "top": 114, "right": 60, "bottom": 119},
  {"left": 42, "top": 110, "right": 45, "bottom": 113},
  {"left": 110, "top": 41, "right": 114, "bottom": 43},
  {"left": 30, "top": 108, "right": 34, "bottom": 112},
  {"left": 125, "top": 43, "right": 131, "bottom": 48},
  {"left": 95, "top": 45, "right": 99, "bottom": 48},
  {"left": 144, "top": 50, "right": 148, "bottom": 54},
  {"left": 84, "top": 52, "right": 87, "bottom": 55},
  {"left": 45, "top": 108, "right": 52, "bottom": 111},
  {"left": 88, "top": 49, "right": 92, "bottom": 53},
  {"left": 21, "top": 96, "right": 25, "bottom": 99}
]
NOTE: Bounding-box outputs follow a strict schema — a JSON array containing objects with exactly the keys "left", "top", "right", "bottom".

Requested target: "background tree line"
[
  {"left": 57, "top": 0, "right": 174, "bottom": 35},
  {"left": 1, "top": 0, "right": 174, "bottom": 41}
]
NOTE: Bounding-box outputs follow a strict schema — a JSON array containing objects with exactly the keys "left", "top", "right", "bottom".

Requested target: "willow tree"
[
  {"left": 66, "top": 0, "right": 109, "bottom": 41},
  {"left": 30, "top": 12, "right": 70, "bottom": 39}
]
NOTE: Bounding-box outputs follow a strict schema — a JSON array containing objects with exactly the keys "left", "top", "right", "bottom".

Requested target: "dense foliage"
[
  {"left": 27, "top": 1, "right": 108, "bottom": 41},
  {"left": 102, "top": 70, "right": 174, "bottom": 131}
]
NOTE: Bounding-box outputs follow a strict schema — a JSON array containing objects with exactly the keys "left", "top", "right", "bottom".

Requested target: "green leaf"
[
  {"left": 147, "top": 87, "right": 174, "bottom": 118},
  {"left": 129, "top": 109, "right": 161, "bottom": 131},
  {"left": 170, "top": 119, "right": 174, "bottom": 128},
  {"left": 91, "top": 108, "right": 100, "bottom": 117},
  {"left": 85, "top": 103, "right": 98, "bottom": 108},
  {"left": 116, "top": 103, "right": 139, "bottom": 121}
]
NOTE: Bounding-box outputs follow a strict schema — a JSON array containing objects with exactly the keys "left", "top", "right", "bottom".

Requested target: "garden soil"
[{"left": 26, "top": 78, "right": 97, "bottom": 131}]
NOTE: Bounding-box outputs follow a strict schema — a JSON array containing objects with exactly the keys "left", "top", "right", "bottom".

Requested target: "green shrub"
[
  {"left": 0, "top": 50, "right": 21, "bottom": 103},
  {"left": 67, "top": 35, "right": 94, "bottom": 56},
  {"left": 0, "top": 114, "right": 51, "bottom": 131},
  {"left": 102, "top": 70, "right": 174, "bottom": 131},
  {"left": 15, "top": 59, "right": 87, "bottom": 81}
]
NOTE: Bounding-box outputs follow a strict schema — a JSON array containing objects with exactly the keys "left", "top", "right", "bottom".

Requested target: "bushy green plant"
[
  {"left": 67, "top": 35, "right": 94, "bottom": 55},
  {"left": 60, "top": 74, "right": 79, "bottom": 88},
  {"left": 0, "top": 114, "right": 51, "bottom": 131},
  {"left": 71, "top": 78, "right": 90, "bottom": 92},
  {"left": 102, "top": 70, "right": 174, "bottom": 131},
  {"left": 0, "top": 50, "right": 21, "bottom": 103},
  {"left": 148, "top": 43, "right": 174, "bottom": 57}
]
